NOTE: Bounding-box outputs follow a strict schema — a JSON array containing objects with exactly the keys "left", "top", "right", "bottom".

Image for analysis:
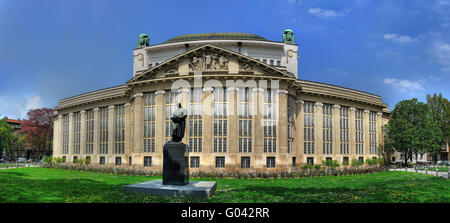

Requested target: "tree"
[
  {"left": 426, "top": 93, "right": 450, "bottom": 159},
  {"left": 0, "top": 118, "right": 16, "bottom": 160},
  {"left": 19, "top": 108, "right": 54, "bottom": 160},
  {"left": 386, "top": 98, "right": 442, "bottom": 166}
]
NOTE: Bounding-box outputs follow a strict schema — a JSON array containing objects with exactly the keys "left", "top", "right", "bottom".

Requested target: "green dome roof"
[{"left": 164, "top": 33, "right": 267, "bottom": 44}]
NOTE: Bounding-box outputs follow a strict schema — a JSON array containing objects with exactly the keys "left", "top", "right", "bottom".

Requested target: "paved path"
[
  {"left": 389, "top": 168, "right": 450, "bottom": 179},
  {"left": 0, "top": 164, "right": 41, "bottom": 170}
]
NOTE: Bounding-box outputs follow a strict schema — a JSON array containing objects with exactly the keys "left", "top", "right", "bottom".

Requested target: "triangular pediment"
[{"left": 127, "top": 44, "right": 294, "bottom": 85}]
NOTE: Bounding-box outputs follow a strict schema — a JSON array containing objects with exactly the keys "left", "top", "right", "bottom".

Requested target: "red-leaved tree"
[{"left": 19, "top": 108, "right": 53, "bottom": 160}]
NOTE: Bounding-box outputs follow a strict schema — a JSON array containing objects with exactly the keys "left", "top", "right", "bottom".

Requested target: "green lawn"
[{"left": 0, "top": 167, "right": 448, "bottom": 203}]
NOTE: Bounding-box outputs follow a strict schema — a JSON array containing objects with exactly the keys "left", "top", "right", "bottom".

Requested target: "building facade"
[{"left": 52, "top": 31, "right": 390, "bottom": 172}]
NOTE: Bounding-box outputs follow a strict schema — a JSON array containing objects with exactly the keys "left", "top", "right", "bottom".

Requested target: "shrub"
[
  {"left": 313, "top": 164, "right": 321, "bottom": 170},
  {"left": 301, "top": 164, "right": 313, "bottom": 170},
  {"left": 43, "top": 156, "right": 53, "bottom": 164},
  {"left": 351, "top": 159, "right": 363, "bottom": 168}
]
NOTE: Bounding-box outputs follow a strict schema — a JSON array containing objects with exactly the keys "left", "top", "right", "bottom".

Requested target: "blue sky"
[{"left": 1, "top": 0, "right": 449, "bottom": 119}]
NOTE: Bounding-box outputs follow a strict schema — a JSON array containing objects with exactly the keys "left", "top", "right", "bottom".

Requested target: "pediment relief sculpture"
[
  {"left": 188, "top": 51, "right": 229, "bottom": 72},
  {"left": 239, "top": 60, "right": 253, "bottom": 72}
]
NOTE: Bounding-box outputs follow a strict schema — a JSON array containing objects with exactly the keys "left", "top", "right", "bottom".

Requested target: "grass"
[
  {"left": 427, "top": 167, "right": 449, "bottom": 172},
  {"left": 0, "top": 167, "right": 448, "bottom": 203}
]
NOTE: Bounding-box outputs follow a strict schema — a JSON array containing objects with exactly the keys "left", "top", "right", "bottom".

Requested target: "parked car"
[{"left": 438, "top": 160, "right": 450, "bottom": 166}]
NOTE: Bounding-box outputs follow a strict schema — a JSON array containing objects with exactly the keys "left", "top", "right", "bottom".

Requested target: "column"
[
  {"left": 363, "top": 110, "right": 370, "bottom": 157},
  {"left": 53, "top": 113, "right": 61, "bottom": 157},
  {"left": 68, "top": 112, "right": 74, "bottom": 161},
  {"left": 108, "top": 105, "right": 115, "bottom": 159},
  {"left": 333, "top": 105, "right": 341, "bottom": 157},
  {"left": 253, "top": 88, "right": 264, "bottom": 154},
  {"left": 202, "top": 87, "right": 213, "bottom": 154},
  {"left": 133, "top": 93, "right": 143, "bottom": 153},
  {"left": 155, "top": 91, "right": 165, "bottom": 153},
  {"left": 295, "top": 100, "right": 304, "bottom": 163},
  {"left": 349, "top": 107, "right": 356, "bottom": 159},
  {"left": 124, "top": 103, "right": 132, "bottom": 155},
  {"left": 277, "top": 90, "right": 288, "bottom": 154},
  {"left": 315, "top": 102, "right": 323, "bottom": 159},
  {"left": 93, "top": 108, "right": 100, "bottom": 155}
]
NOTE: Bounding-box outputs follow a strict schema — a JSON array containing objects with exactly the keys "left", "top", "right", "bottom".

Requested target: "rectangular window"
[
  {"left": 62, "top": 115, "right": 69, "bottom": 154},
  {"left": 62, "top": 156, "right": 66, "bottom": 163},
  {"left": 85, "top": 110, "right": 94, "bottom": 154},
  {"left": 303, "top": 101, "right": 315, "bottom": 154},
  {"left": 73, "top": 112, "right": 81, "bottom": 154},
  {"left": 213, "top": 88, "right": 227, "bottom": 153},
  {"left": 292, "top": 157, "right": 296, "bottom": 167},
  {"left": 143, "top": 93, "right": 156, "bottom": 153},
  {"left": 144, "top": 156, "right": 152, "bottom": 167},
  {"left": 276, "top": 60, "right": 281, "bottom": 66},
  {"left": 99, "top": 107, "right": 108, "bottom": 154},
  {"left": 241, "top": 157, "right": 250, "bottom": 168},
  {"left": 215, "top": 156, "right": 225, "bottom": 168},
  {"left": 99, "top": 157, "right": 105, "bottom": 165},
  {"left": 190, "top": 156, "right": 200, "bottom": 168},
  {"left": 323, "top": 104, "right": 333, "bottom": 155},
  {"left": 238, "top": 87, "right": 252, "bottom": 153},
  {"left": 86, "top": 156, "right": 91, "bottom": 163},
  {"left": 129, "top": 157, "right": 132, "bottom": 166},
  {"left": 340, "top": 106, "right": 349, "bottom": 154},
  {"left": 114, "top": 105, "right": 125, "bottom": 154},
  {"left": 266, "top": 157, "right": 275, "bottom": 168},
  {"left": 189, "top": 88, "right": 202, "bottom": 153},
  {"left": 165, "top": 90, "right": 179, "bottom": 142},
  {"left": 263, "top": 89, "right": 277, "bottom": 153},
  {"left": 73, "top": 156, "right": 78, "bottom": 163},
  {"left": 343, "top": 157, "right": 349, "bottom": 165},
  {"left": 269, "top": 59, "right": 274, "bottom": 65},
  {"left": 307, "top": 157, "right": 314, "bottom": 166},
  {"left": 262, "top": 59, "right": 267, "bottom": 64},
  {"left": 355, "top": 109, "right": 364, "bottom": 154},
  {"left": 359, "top": 157, "right": 364, "bottom": 163},
  {"left": 369, "top": 112, "right": 377, "bottom": 154},
  {"left": 326, "top": 157, "right": 332, "bottom": 161},
  {"left": 115, "top": 157, "right": 121, "bottom": 165}
]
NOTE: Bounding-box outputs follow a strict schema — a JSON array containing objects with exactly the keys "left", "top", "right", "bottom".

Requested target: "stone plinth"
[
  {"left": 163, "top": 142, "right": 189, "bottom": 185},
  {"left": 124, "top": 180, "right": 217, "bottom": 197}
]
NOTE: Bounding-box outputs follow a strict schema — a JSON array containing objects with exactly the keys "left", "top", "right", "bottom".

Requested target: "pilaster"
[
  {"left": 93, "top": 108, "right": 100, "bottom": 155},
  {"left": 202, "top": 87, "right": 213, "bottom": 154},
  {"left": 277, "top": 90, "right": 288, "bottom": 154},
  {"left": 155, "top": 91, "right": 165, "bottom": 153},
  {"left": 253, "top": 88, "right": 264, "bottom": 154},
  {"left": 133, "top": 93, "right": 143, "bottom": 153},
  {"left": 349, "top": 107, "right": 356, "bottom": 158},
  {"left": 68, "top": 112, "right": 74, "bottom": 159},
  {"left": 108, "top": 105, "right": 115, "bottom": 156},
  {"left": 124, "top": 103, "right": 132, "bottom": 155},
  {"left": 227, "top": 87, "right": 238, "bottom": 154},
  {"left": 80, "top": 110, "right": 86, "bottom": 155},
  {"left": 333, "top": 105, "right": 341, "bottom": 156},
  {"left": 315, "top": 102, "right": 323, "bottom": 157},
  {"left": 295, "top": 100, "right": 304, "bottom": 161},
  {"left": 363, "top": 109, "right": 370, "bottom": 157},
  {"left": 376, "top": 112, "right": 383, "bottom": 153}
]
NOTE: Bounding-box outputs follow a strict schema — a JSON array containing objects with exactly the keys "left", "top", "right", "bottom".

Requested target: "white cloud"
[
  {"left": 383, "top": 33, "right": 418, "bottom": 44},
  {"left": 287, "top": 0, "right": 302, "bottom": 4},
  {"left": 383, "top": 78, "right": 425, "bottom": 95},
  {"left": 308, "top": 8, "right": 349, "bottom": 19},
  {"left": 15, "top": 95, "right": 43, "bottom": 119}
]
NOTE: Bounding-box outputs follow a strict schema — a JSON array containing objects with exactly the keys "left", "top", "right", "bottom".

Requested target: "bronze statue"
[{"left": 171, "top": 103, "right": 187, "bottom": 142}]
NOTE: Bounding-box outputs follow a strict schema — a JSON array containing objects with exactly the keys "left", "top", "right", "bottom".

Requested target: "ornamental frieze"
[{"left": 188, "top": 52, "right": 229, "bottom": 72}]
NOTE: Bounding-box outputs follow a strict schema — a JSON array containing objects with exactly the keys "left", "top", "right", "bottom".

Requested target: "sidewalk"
[{"left": 389, "top": 168, "right": 450, "bottom": 179}]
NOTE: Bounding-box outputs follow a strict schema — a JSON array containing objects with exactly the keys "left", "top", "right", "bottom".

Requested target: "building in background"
[
  {"left": 52, "top": 30, "right": 390, "bottom": 171},
  {"left": 1, "top": 119, "right": 28, "bottom": 161}
]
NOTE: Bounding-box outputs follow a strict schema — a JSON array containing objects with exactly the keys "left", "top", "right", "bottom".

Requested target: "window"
[
  {"left": 190, "top": 156, "right": 200, "bottom": 168},
  {"left": 144, "top": 156, "right": 152, "bottom": 167},
  {"left": 303, "top": 101, "right": 315, "bottom": 154},
  {"left": 189, "top": 88, "right": 202, "bottom": 153},
  {"left": 143, "top": 93, "right": 156, "bottom": 152},
  {"left": 340, "top": 106, "right": 349, "bottom": 154},
  {"left": 241, "top": 157, "right": 250, "bottom": 168},
  {"left": 115, "top": 157, "right": 121, "bottom": 165},
  {"left": 323, "top": 104, "right": 333, "bottom": 155},
  {"left": 359, "top": 157, "right": 364, "bottom": 163},
  {"left": 276, "top": 60, "right": 281, "bottom": 66},
  {"left": 238, "top": 87, "right": 252, "bottom": 153},
  {"left": 326, "top": 157, "right": 332, "bottom": 161},
  {"left": 292, "top": 157, "right": 296, "bottom": 167},
  {"left": 85, "top": 109, "right": 94, "bottom": 154},
  {"left": 355, "top": 109, "right": 364, "bottom": 154},
  {"left": 73, "top": 112, "right": 81, "bottom": 154},
  {"left": 269, "top": 59, "right": 274, "bottom": 65},
  {"left": 62, "top": 156, "right": 66, "bottom": 163},
  {"left": 73, "top": 156, "right": 78, "bottom": 163},
  {"left": 369, "top": 112, "right": 377, "bottom": 154},
  {"left": 129, "top": 157, "right": 132, "bottom": 166},
  {"left": 266, "top": 157, "right": 275, "bottom": 168},
  {"left": 62, "top": 115, "right": 69, "bottom": 154},
  {"left": 115, "top": 105, "right": 125, "bottom": 154},
  {"left": 262, "top": 59, "right": 267, "bottom": 64},
  {"left": 307, "top": 157, "right": 314, "bottom": 165},
  {"left": 215, "top": 156, "right": 225, "bottom": 168},
  {"left": 213, "top": 88, "right": 227, "bottom": 153},
  {"left": 86, "top": 156, "right": 91, "bottom": 163},
  {"left": 343, "top": 157, "right": 349, "bottom": 165},
  {"left": 372, "top": 156, "right": 377, "bottom": 160},
  {"left": 165, "top": 90, "right": 179, "bottom": 142},
  {"left": 263, "top": 89, "right": 277, "bottom": 153},
  {"left": 99, "top": 107, "right": 109, "bottom": 154},
  {"left": 287, "top": 96, "right": 295, "bottom": 153},
  {"left": 99, "top": 157, "right": 105, "bottom": 165}
]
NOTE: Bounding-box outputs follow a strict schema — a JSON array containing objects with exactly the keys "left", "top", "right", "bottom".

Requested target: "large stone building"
[{"left": 52, "top": 31, "right": 390, "bottom": 172}]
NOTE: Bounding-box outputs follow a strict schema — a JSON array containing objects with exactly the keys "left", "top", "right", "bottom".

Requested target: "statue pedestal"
[{"left": 162, "top": 142, "right": 189, "bottom": 186}]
